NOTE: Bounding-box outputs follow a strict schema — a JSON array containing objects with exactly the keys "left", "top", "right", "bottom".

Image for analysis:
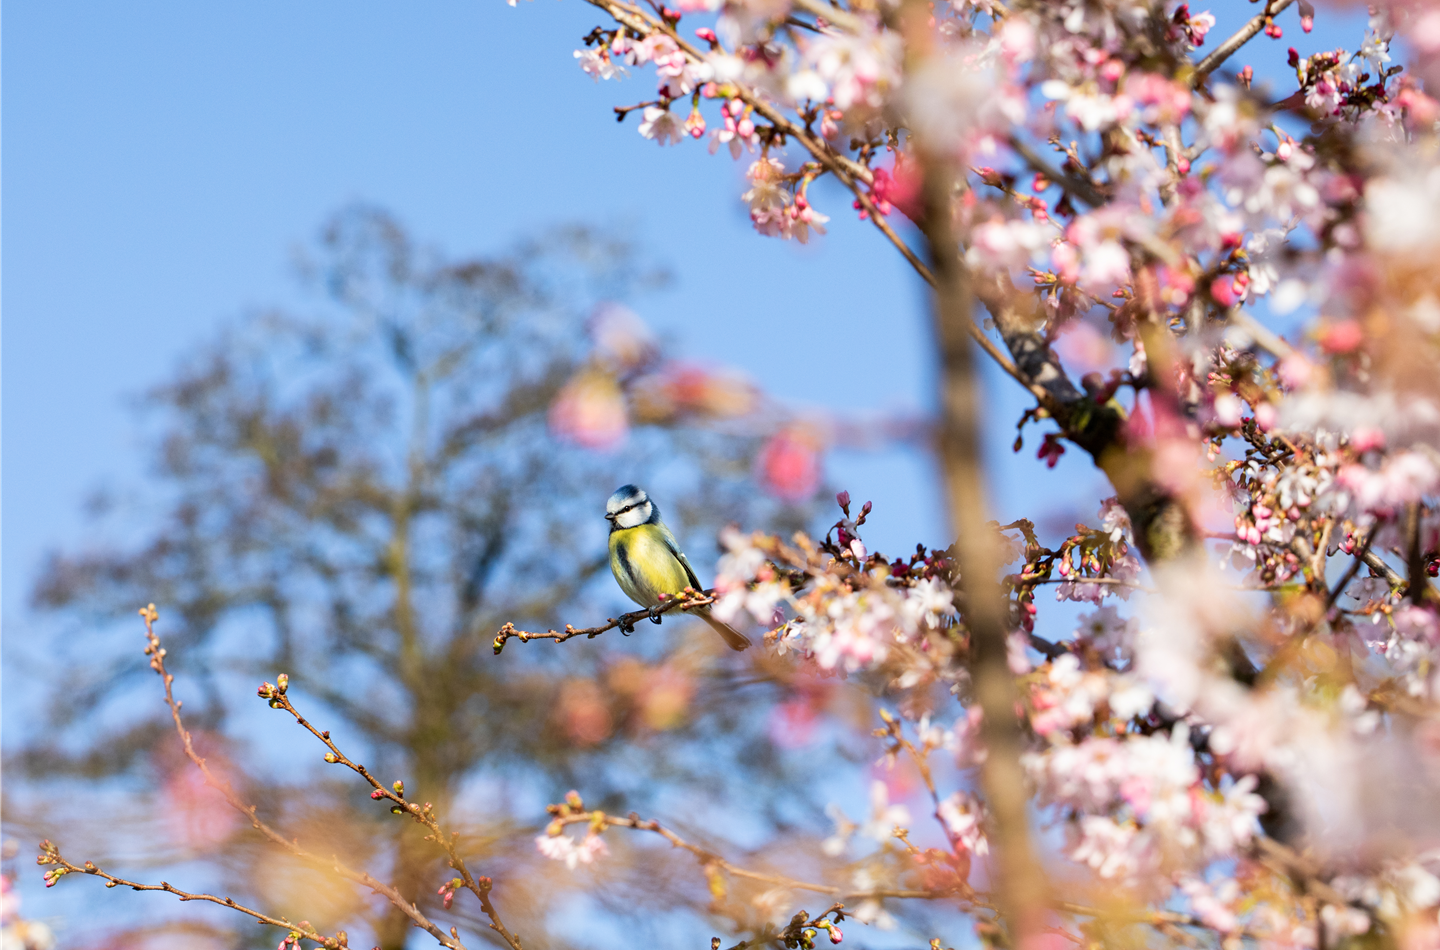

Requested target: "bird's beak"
[{"left": 604, "top": 512, "right": 616, "bottom": 522}]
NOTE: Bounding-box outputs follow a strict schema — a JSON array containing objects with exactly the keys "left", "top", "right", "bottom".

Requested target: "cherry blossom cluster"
[{"left": 547, "top": 304, "right": 924, "bottom": 500}]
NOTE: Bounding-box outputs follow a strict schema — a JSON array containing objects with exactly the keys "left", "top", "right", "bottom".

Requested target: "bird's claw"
[
  {"left": 619, "top": 618, "right": 636, "bottom": 634},
  {"left": 647, "top": 606, "right": 664, "bottom": 625}
]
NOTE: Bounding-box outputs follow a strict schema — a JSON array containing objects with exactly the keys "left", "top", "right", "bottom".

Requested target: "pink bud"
[
  {"left": 371, "top": 790, "right": 385, "bottom": 799},
  {"left": 1210, "top": 276, "right": 1239, "bottom": 308},
  {"left": 1350, "top": 427, "right": 1386, "bottom": 452},
  {"left": 836, "top": 490, "right": 851, "bottom": 510},
  {"left": 695, "top": 27, "right": 717, "bottom": 42},
  {"left": 830, "top": 926, "right": 843, "bottom": 944},
  {"left": 1319, "top": 320, "right": 1364, "bottom": 354}
]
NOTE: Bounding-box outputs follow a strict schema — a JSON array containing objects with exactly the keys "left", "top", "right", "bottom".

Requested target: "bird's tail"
[{"left": 694, "top": 606, "right": 751, "bottom": 651}]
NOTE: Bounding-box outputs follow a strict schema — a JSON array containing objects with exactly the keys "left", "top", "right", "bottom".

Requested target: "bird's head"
[{"left": 605, "top": 484, "right": 655, "bottom": 529}]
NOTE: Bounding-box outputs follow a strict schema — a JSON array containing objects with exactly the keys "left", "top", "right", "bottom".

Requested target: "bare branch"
[
  {"left": 259, "top": 687, "right": 524, "bottom": 950},
  {"left": 36, "top": 843, "right": 346, "bottom": 949},
  {"left": 134, "top": 605, "right": 475, "bottom": 950},
  {"left": 547, "top": 808, "right": 960, "bottom": 903},
  {"left": 491, "top": 588, "right": 711, "bottom": 652}
]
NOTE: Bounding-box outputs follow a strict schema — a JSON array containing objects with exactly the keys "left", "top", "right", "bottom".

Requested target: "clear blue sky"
[
  {"left": 3, "top": 0, "right": 1364, "bottom": 941},
  {"left": 3, "top": 0, "right": 1118, "bottom": 642}
]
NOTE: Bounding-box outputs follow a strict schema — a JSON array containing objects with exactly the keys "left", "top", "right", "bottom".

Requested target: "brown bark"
[{"left": 917, "top": 152, "right": 1050, "bottom": 946}]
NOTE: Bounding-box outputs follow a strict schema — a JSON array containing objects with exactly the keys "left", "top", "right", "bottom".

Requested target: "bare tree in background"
[{"left": 8, "top": 208, "right": 827, "bottom": 949}]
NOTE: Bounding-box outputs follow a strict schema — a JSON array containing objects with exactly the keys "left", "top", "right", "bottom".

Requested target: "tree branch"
[
  {"left": 129, "top": 605, "right": 476, "bottom": 950},
  {"left": 1192, "top": 0, "right": 1298, "bottom": 85},
  {"left": 36, "top": 843, "right": 346, "bottom": 949},
  {"left": 913, "top": 119, "right": 1050, "bottom": 945},
  {"left": 491, "top": 588, "right": 713, "bottom": 653},
  {"left": 260, "top": 683, "right": 524, "bottom": 950}
]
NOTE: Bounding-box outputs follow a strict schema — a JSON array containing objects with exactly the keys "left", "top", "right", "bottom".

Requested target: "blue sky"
[{"left": 3, "top": 0, "right": 1371, "bottom": 626}]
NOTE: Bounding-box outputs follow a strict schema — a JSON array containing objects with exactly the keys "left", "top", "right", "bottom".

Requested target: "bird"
[{"left": 605, "top": 484, "right": 751, "bottom": 651}]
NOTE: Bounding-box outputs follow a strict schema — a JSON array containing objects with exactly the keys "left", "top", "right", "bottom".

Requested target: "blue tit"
[{"left": 605, "top": 484, "right": 751, "bottom": 651}]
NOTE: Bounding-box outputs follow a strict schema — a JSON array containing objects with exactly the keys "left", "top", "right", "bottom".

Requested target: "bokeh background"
[{"left": 2, "top": 2, "right": 1364, "bottom": 947}]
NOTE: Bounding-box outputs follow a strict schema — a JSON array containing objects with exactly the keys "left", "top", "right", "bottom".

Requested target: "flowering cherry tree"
[
  {"left": 33, "top": 0, "right": 1440, "bottom": 948},
  {"left": 534, "top": 0, "right": 1440, "bottom": 944}
]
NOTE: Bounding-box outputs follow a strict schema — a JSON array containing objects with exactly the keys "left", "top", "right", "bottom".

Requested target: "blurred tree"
[{"left": 11, "top": 207, "right": 826, "bottom": 949}]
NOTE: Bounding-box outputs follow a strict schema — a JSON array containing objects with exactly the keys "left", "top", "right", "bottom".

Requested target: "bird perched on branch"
[{"left": 605, "top": 484, "right": 750, "bottom": 651}]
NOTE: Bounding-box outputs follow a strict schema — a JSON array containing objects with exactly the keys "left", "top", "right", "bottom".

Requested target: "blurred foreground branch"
[{"left": 37, "top": 605, "right": 523, "bottom": 950}]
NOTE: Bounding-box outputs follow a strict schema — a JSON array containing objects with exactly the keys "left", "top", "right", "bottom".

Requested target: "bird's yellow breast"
[{"left": 609, "top": 525, "right": 692, "bottom": 608}]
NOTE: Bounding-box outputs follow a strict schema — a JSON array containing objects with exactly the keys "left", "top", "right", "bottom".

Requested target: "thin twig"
[
  {"left": 492, "top": 589, "right": 713, "bottom": 652},
  {"left": 1229, "top": 311, "right": 1295, "bottom": 360},
  {"left": 135, "top": 605, "right": 474, "bottom": 950},
  {"left": 548, "top": 810, "right": 959, "bottom": 902},
  {"left": 37, "top": 843, "right": 344, "bottom": 949},
  {"left": 1325, "top": 531, "right": 1377, "bottom": 611},
  {"left": 261, "top": 691, "right": 524, "bottom": 950}
]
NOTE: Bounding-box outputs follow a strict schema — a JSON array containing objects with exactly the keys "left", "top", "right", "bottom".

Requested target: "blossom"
[
  {"left": 742, "top": 157, "right": 793, "bottom": 237},
  {"left": 858, "top": 780, "right": 909, "bottom": 842},
  {"left": 637, "top": 106, "right": 685, "bottom": 146},
  {"left": 548, "top": 366, "right": 628, "bottom": 449},
  {"left": 1338, "top": 452, "right": 1439, "bottom": 513},
  {"left": 536, "top": 832, "right": 609, "bottom": 869},
  {"left": 575, "top": 47, "right": 624, "bottom": 81},
  {"left": 804, "top": 28, "right": 902, "bottom": 112},
  {"left": 936, "top": 792, "right": 989, "bottom": 855},
  {"left": 758, "top": 426, "right": 822, "bottom": 501},
  {"left": 966, "top": 218, "right": 1052, "bottom": 272},
  {"left": 708, "top": 98, "right": 759, "bottom": 158},
  {"left": 587, "top": 303, "right": 657, "bottom": 372}
]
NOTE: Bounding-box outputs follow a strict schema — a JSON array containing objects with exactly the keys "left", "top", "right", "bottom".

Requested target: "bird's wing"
[{"left": 659, "top": 524, "right": 705, "bottom": 590}]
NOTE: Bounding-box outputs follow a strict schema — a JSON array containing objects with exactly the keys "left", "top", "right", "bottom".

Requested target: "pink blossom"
[
  {"left": 966, "top": 218, "right": 1051, "bottom": 272},
  {"left": 548, "top": 367, "right": 628, "bottom": 449},
  {"left": 587, "top": 303, "right": 657, "bottom": 372},
  {"left": 637, "top": 106, "right": 685, "bottom": 146},
  {"left": 1339, "top": 453, "right": 1439, "bottom": 513},
  {"left": 1319, "top": 320, "right": 1364, "bottom": 354},
  {"left": 575, "top": 47, "right": 624, "bottom": 81},
  {"left": 758, "top": 427, "right": 821, "bottom": 501},
  {"left": 535, "top": 832, "right": 609, "bottom": 870},
  {"left": 936, "top": 792, "right": 990, "bottom": 855},
  {"left": 708, "top": 99, "right": 759, "bottom": 159},
  {"left": 1394, "top": 605, "right": 1440, "bottom": 643}
]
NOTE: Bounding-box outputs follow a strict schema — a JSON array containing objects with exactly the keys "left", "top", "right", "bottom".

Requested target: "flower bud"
[
  {"left": 276, "top": 673, "right": 289, "bottom": 694},
  {"left": 324, "top": 752, "right": 338, "bottom": 763}
]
